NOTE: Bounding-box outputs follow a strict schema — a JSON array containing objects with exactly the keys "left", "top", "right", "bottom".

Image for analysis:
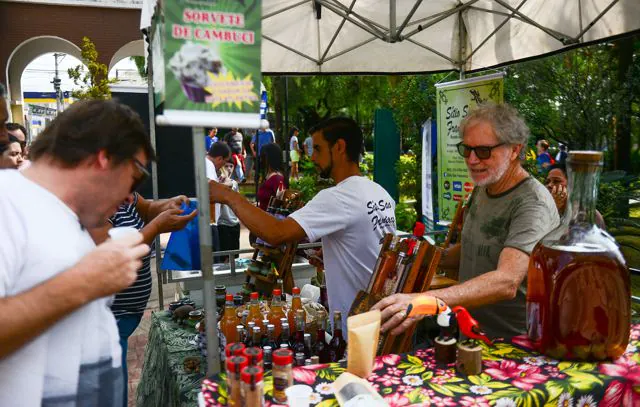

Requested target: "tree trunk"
[{"left": 613, "top": 37, "right": 633, "bottom": 173}]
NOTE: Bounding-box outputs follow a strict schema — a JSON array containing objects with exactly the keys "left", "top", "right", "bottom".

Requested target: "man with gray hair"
[{"left": 374, "top": 103, "right": 559, "bottom": 339}]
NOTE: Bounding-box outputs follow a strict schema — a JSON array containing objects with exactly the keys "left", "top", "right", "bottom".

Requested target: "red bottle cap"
[
  {"left": 241, "top": 366, "right": 264, "bottom": 384},
  {"left": 292, "top": 287, "right": 301, "bottom": 294},
  {"left": 226, "top": 356, "right": 248, "bottom": 374},
  {"left": 242, "top": 347, "right": 263, "bottom": 365},
  {"left": 225, "top": 294, "right": 234, "bottom": 301},
  {"left": 413, "top": 222, "right": 425, "bottom": 237},
  {"left": 225, "top": 343, "right": 246, "bottom": 358},
  {"left": 273, "top": 289, "right": 282, "bottom": 296},
  {"left": 272, "top": 348, "right": 293, "bottom": 366},
  {"left": 250, "top": 292, "right": 259, "bottom": 300}
]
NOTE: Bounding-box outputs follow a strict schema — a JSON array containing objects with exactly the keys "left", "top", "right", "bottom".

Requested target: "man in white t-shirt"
[
  {"left": 206, "top": 141, "right": 231, "bottom": 261},
  {"left": 0, "top": 95, "right": 152, "bottom": 406},
  {"left": 209, "top": 117, "right": 396, "bottom": 331}
]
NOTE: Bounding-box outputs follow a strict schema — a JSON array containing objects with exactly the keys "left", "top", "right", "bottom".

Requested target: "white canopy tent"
[{"left": 260, "top": 0, "right": 640, "bottom": 74}]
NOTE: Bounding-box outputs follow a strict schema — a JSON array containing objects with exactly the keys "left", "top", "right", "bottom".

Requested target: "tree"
[{"left": 67, "top": 37, "right": 117, "bottom": 100}]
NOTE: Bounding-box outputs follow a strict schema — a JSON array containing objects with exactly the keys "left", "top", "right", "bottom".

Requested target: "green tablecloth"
[{"left": 136, "top": 311, "right": 205, "bottom": 407}]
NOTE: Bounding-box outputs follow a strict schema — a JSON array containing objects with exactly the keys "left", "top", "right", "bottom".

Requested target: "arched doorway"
[{"left": 6, "top": 36, "right": 82, "bottom": 124}]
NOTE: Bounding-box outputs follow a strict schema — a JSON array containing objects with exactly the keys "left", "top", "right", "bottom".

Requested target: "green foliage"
[
  {"left": 67, "top": 37, "right": 117, "bottom": 100},
  {"left": 395, "top": 201, "right": 417, "bottom": 233},
  {"left": 597, "top": 180, "right": 627, "bottom": 221},
  {"left": 395, "top": 154, "right": 420, "bottom": 200},
  {"left": 130, "top": 56, "right": 148, "bottom": 79},
  {"left": 359, "top": 153, "right": 374, "bottom": 179},
  {"left": 290, "top": 174, "right": 334, "bottom": 204}
]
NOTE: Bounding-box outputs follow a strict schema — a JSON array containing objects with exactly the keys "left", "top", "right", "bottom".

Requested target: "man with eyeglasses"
[
  {"left": 0, "top": 97, "right": 155, "bottom": 406},
  {"left": 374, "top": 103, "right": 559, "bottom": 341}
]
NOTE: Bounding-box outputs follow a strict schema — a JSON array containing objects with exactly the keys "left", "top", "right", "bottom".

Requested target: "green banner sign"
[
  {"left": 160, "top": 0, "right": 262, "bottom": 127},
  {"left": 435, "top": 73, "right": 504, "bottom": 223}
]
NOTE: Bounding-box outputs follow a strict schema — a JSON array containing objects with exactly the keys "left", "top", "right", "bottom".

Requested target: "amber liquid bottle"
[
  {"left": 527, "top": 151, "right": 630, "bottom": 361},
  {"left": 292, "top": 309, "right": 307, "bottom": 357},
  {"left": 267, "top": 289, "right": 286, "bottom": 338},
  {"left": 313, "top": 311, "right": 330, "bottom": 363},
  {"left": 220, "top": 294, "right": 240, "bottom": 343},
  {"left": 247, "top": 292, "right": 265, "bottom": 332},
  {"left": 287, "top": 287, "right": 305, "bottom": 329}
]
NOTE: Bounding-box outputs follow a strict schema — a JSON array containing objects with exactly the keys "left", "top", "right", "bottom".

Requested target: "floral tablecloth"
[{"left": 202, "top": 324, "right": 640, "bottom": 407}]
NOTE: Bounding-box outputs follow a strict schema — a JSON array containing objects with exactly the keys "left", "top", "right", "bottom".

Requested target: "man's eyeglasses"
[
  {"left": 456, "top": 142, "right": 505, "bottom": 160},
  {"left": 130, "top": 158, "right": 150, "bottom": 193}
]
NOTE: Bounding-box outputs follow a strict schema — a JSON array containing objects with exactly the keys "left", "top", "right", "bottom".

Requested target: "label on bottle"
[{"left": 273, "top": 374, "right": 290, "bottom": 402}]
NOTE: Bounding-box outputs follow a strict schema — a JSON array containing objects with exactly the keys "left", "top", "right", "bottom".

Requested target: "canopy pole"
[
  {"left": 192, "top": 127, "right": 220, "bottom": 375},
  {"left": 146, "top": 50, "right": 165, "bottom": 310},
  {"left": 458, "top": 10, "right": 466, "bottom": 79},
  {"left": 390, "top": 0, "right": 396, "bottom": 42}
]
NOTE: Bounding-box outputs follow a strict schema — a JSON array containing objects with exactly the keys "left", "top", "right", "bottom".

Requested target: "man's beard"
[
  {"left": 472, "top": 156, "right": 511, "bottom": 187},
  {"left": 316, "top": 157, "right": 333, "bottom": 179}
]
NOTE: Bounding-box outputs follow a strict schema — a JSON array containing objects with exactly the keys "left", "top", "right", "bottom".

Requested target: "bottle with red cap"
[
  {"left": 267, "top": 289, "right": 286, "bottom": 337},
  {"left": 240, "top": 366, "right": 265, "bottom": 406},
  {"left": 272, "top": 348, "right": 293, "bottom": 403},
  {"left": 242, "top": 346, "right": 264, "bottom": 370},
  {"left": 247, "top": 292, "right": 264, "bottom": 332},
  {"left": 226, "top": 355, "right": 248, "bottom": 407},
  {"left": 225, "top": 343, "right": 246, "bottom": 359},
  {"left": 221, "top": 294, "right": 241, "bottom": 343},
  {"left": 407, "top": 221, "right": 425, "bottom": 255},
  {"left": 287, "top": 286, "right": 305, "bottom": 330}
]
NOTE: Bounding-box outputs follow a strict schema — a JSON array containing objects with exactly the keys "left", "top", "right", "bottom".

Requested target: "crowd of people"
[{"left": 0, "top": 74, "right": 610, "bottom": 405}]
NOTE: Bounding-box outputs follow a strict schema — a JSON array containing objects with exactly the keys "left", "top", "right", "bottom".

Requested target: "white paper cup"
[
  {"left": 285, "top": 385, "right": 312, "bottom": 407},
  {"left": 108, "top": 227, "right": 139, "bottom": 241}
]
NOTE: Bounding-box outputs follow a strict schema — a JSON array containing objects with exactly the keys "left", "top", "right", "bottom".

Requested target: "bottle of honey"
[
  {"left": 287, "top": 287, "right": 305, "bottom": 330},
  {"left": 247, "top": 292, "right": 264, "bottom": 332},
  {"left": 221, "top": 294, "right": 241, "bottom": 343},
  {"left": 267, "top": 289, "right": 286, "bottom": 338},
  {"left": 527, "top": 151, "right": 630, "bottom": 361}
]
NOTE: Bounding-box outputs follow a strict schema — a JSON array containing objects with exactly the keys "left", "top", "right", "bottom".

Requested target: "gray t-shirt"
[{"left": 459, "top": 176, "right": 559, "bottom": 339}]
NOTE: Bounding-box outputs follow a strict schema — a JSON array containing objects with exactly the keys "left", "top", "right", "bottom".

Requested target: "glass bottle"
[
  {"left": 245, "top": 322, "right": 256, "bottom": 347},
  {"left": 247, "top": 292, "right": 264, "bottom": 332},
  {"left": 263, "top": 346, "right": 273, "bottom": 371},
  {"left": 319, "top": 284, "right": 329, "bottom": 312},
  {"left": 280, "top": 322, "right": 292, "bottom": 349},
  {"left": 251, "top": 326, "right": 262, "bottom": 351},
  {"left": 221, "top": 294, "right": 241, "bottom": 343},
  {"left": 215, "top": 285, "right": 227, "bottom": 309},
  {"left": 288, "top": 287, "right": 305, "bottom": 329},
  {"left": 267, "top": 289, "right": 287, "bottom": 338},
  {"left": 272, "top": 349, "right": 293, "bottom": 403},
  {"left": 313, "top": 311, "right": 330, "bottom": 363},
  {"left": 236, "top": 325, "right": 246, "bottom": 345},
  {"left": 291, "top": 309, "right": 306, "bottom": 357},
  {"left": 240, "top": 366, "right": 264, "bottom": 407},
  {"left": 527, "top": 151, "right": 630, "bottom": 361},
  {"left": 303, "top": 333, "right": 313, "bottom": 359},
  {"left": 264, "top": 324, "right": 278, "bottom": 351},
  {"left": 328, "top": 311, "right": 346, "bottom": 362}
]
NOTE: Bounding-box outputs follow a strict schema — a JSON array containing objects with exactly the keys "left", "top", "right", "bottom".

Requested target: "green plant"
[
  {"left": 290, "top": 174, "right": 334, "bottom": 204},
  {"left": 360, "top": 153, "right": 374, "bottom": 179},
  {"left": 395, "top": 202, "right": 417, "bottom": 232},
  {"left": 67, "top": 37, "right": 117, "bottom": 100},
  {"left": 395, "top": 154, "right": 420, "bottom": 201}
]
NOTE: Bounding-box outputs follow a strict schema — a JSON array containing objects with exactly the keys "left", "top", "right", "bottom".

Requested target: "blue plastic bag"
[{"left": 161, "top": 201, "right": 201, "bottom": 270}]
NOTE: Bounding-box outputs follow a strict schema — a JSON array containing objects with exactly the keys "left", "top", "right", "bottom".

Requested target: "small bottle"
[
  {"left": 242, "top": 346, "right": 264, "bottom": 370},
  {"left": 328, "top": 311, "right": 346, "bottom": 362},
  {"left": 280, "top": 322, "right": 292, "bottom": 349},
  {"left": 272, "top": 349, "right": 293, "bottom": 404},
  {"left": 215, "top": 285, "right": 227, "bottom": 309},
  {"left": 267, "top": 289, "right": 286, "bottom": 338},
  {"left": 292, "top": 309, "right": 306, "bottom": 357},
  {"left": 264, "top": 324, "right": 278, "bottom": 350},
  {"left": 236, "top": 325, "right": 245, "bottom": 344},
  {"left": 225, "top": 343, "right": 246, "bottom": 359},
  {"left": 226, "top": 356, "right": 248, "bottom": 407},
  {"left": 247, "top": 292, "right": 264, "bottom": 332},
  {"left": 221, "top": 294, "right": 241, "bottom": 343},
  {"left": 310, "top": 356, "right": 320, "bottom": 365},
  {"left": 240, "top": 366, "right": 264, "bottom": 407},
  {"left": 304, "top": 359, "right": 312, "bottom": 366},
  {"left": 263, "top": 346, "right": 273, "bottom": 370},
  {"left": 280, "top": 344, "right": 289, "bottom": 349},
  {"left": 314, "top": 311, "right": 330, "bottom": 363},
  {"left": 287, "top": 287, "right": 305, "bottom": 329},
  {"left": 295, "top": 352, "right": 306, "bottom": 367},
  {"left": 234, "top": 295, "right": 244, "bottom": 307},
  {"left": 251, "top": 326, "right": 262, "bottom": 350},
  {"left": 245, "top": 322, "right": 256, "bottom": 347},
  {"left": 276, "top": 279, "right": 285, "bottom": 301},
  {"left": 303, "top": 333, "right": 313, "bottom": 359},
  {"left": 241, "top": 310, "right": 249, "bottom": 326}
]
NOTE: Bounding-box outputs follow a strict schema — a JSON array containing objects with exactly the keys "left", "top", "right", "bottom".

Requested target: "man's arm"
[
  {"left": 373, "top": 247, "right": 529, "bottom": 335},
  {"left": 0, "top": 234, "right": 148, "bottom": 359},
  {"left": 439, "top": 243, "right": 461, "bottom": 269},
  {"left": 210, "top": 180, "right": 306, "bottom": 245},
  {"left": 137, "top": 194, "right": 189, "bottom": 223}
]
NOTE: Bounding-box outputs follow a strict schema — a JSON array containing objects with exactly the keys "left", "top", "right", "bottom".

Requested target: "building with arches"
[{"left": 0, "top": 0, "right": 145, "bottom": 124}]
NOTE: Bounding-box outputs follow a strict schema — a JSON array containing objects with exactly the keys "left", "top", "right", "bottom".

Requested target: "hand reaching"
[
  {"left": 152, "top": 207, "right": 198, "bottom": 234},
  {"left": 371, "top": 293, "right": 422, "bottom": 335}
]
